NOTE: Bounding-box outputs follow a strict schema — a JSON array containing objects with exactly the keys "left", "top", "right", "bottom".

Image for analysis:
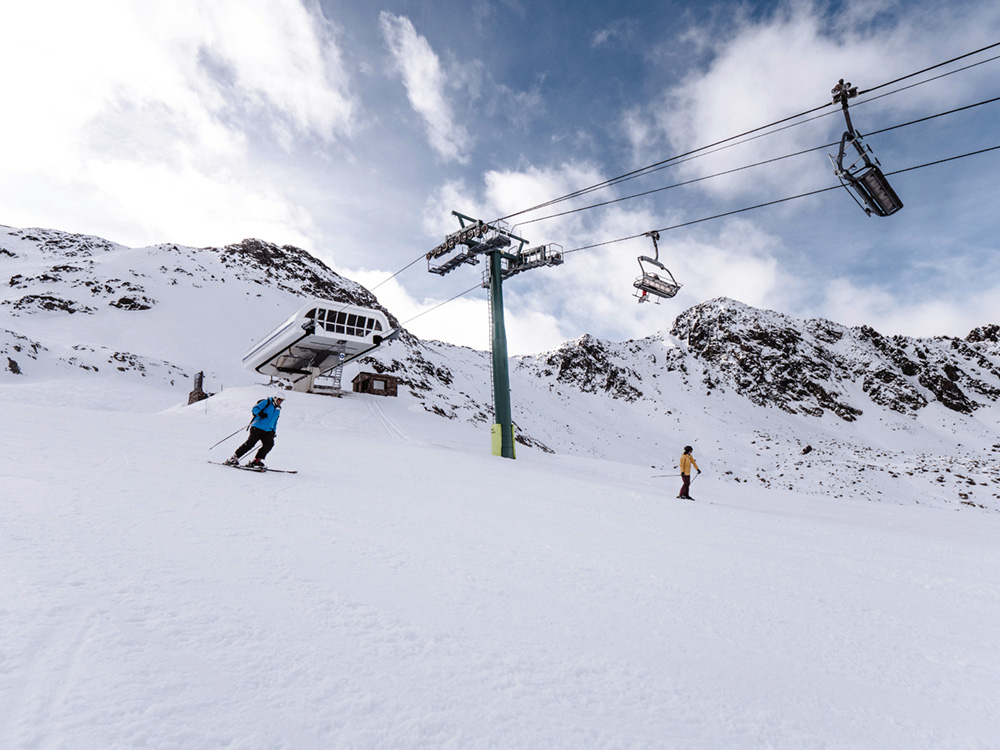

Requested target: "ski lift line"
[
  {"left": 493, "top": 98, "right": 835, "bottom": 224},
  {"left": 399, "top": 282, "right": 483, "bottom": 327},
  {"left": 362, "top": 49, "right": 1000, "bottom": 302},
  {"left": 515, "top": 58, "right": 1000, "bottom": 223},
  {"left": 561, "top": 143, "right": 1000, "bottom": 255},
  {"left": 883, "top": 143, "right": 1000, "bottom": 177},
  {"left": 864, "top": 94, "right": 1000, "bottom": 139},
  {"left": 519, "top": 93, "right": 1000, "bottom": 228},
  {"left": 518, "top": 142, "right": 841, "bottom": 226},
  {"left": 858, "top": 53, "right": 1000, "bottom": 108},
  {"left": 563, "top": 186, "right": 842, "bottom": 254},
  {"left": 368, "top": 253, "right": 426, "bottom": 293},
  {"left": 493, "top": 41, "right": 1000, "bottom": 226},
  {"left": 859, "top": 41, "right": 1000, "bottom": 96}
]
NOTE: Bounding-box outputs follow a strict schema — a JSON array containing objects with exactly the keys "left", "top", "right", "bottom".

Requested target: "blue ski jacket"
[{"left": 250, "top": 398, "right": 282, "bottom": 433}]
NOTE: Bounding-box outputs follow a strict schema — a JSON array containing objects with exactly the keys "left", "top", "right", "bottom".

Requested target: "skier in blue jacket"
[{"left": 225, "top": 396, "right": 284, "bottom": 468}]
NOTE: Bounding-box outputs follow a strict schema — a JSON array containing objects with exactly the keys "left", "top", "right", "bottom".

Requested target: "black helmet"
[{"left": 683, "top": 445, "right": 693, "bottom": 452}]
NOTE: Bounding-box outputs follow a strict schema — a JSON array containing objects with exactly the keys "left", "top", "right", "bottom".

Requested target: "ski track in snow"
[
  {"left": 366, "top": 397, "right": 421, "bottom": 445},
  {"left": 2, "top": 383, "right": 1000, "bottom": 749}
]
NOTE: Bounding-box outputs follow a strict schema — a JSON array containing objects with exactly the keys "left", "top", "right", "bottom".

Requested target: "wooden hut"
[{"left": 351, "top": 371, "right": 399, "bottom": 397}]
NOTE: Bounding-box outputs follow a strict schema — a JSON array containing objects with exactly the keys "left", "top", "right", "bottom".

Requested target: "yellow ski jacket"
[{"left": 680, "top": 453, "right": 700, "bottom": 476}]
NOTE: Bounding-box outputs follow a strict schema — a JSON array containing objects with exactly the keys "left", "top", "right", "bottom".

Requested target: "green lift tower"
[{"left": 426, "top": 212, "right": 564, "bottom": 459}]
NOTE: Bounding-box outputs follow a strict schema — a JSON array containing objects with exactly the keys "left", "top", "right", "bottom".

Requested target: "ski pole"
[{"left": 209, "top": 422, "right": 251, "bottom": 451}]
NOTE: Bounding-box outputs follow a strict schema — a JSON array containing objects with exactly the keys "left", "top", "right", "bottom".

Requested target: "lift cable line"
[
  {"left": 493, "top": 100, "right": 834, "bottom": 224},
  {"left": 531, "top": 54, "right": 1000, "bottom": 215},
  {"left": 858, "top": 41, "right": 1000, "bottom": 97},
  {"left": 560, "top": 143, "right": 1000, "bottom": 256},
  {"left": 398, "top": 282, "right": 484, "bottom": 328},
  {"left": 352, "top": 44, "right": 1000, "bottom": 308},
  {"left": 516, "top": 94, "right": 1000, "bottom": 227},
  {"left": 367, "top": 254, "right": 426, "bottom": 293},
  {"left": 492, "top": 41, "right": 1000, "bottom": 226},
  {"left": 859, "top": 52, "right": 1000, "bottom": 108},
  {"left": 379, "top": 138, "right": 1000, "bottom": 348}
]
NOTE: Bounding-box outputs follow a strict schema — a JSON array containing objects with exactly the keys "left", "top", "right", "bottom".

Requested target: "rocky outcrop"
[{"left": 517, "top": 297, "right": 1000, "bottom": 422}]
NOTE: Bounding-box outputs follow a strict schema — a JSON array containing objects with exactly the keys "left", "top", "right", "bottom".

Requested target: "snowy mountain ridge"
[
  {"left": 521, "top": 298, "right": 1000, "bottom": 421},
  {"left": 3, "top": 224, "right": 999, "bottom": 510}
]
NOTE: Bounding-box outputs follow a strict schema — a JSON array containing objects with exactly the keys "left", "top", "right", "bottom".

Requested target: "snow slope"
[
  {"left": 3, "top": 224, "right": 1000, "bottom": 747},
  {"left": 2, "top": 381, "right": 999, "bottom": 749}
]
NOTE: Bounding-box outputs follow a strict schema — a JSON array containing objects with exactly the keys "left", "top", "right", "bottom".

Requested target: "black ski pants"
[{"left": 235, "top": 427, "right": 275, "bottom": 461}]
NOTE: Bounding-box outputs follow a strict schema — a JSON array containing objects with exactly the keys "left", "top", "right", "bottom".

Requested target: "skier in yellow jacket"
[{"left": 678, "top": 445, "right": 701, "bottom": 500}]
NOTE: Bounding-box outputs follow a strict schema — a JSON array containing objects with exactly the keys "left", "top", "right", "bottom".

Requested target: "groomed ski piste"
[{"left": 3, "top": 378, "right": 998, "bottom": 750}]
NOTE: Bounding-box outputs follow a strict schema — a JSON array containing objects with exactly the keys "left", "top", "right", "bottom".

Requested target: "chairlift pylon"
[
  {"left": 633, "top": 230, "right": 681, "bottom": 303},
  {"left": 829, "top": 79, "right": 904, "bottom": 217}
]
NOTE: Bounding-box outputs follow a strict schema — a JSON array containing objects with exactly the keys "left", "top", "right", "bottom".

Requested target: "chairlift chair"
[
  {"left": 633, "top": 231, "right": 681, "bottom": 303},
  {"left": 829, "top": 79, "right": 904, "bottom": 217}
]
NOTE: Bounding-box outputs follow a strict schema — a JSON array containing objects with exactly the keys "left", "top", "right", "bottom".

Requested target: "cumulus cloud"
[
  {"left": 379, "top": 12, "right": 472, "bottom": 164},
  {"left": 345, "top": 267, "right": 568, "bottom": 355},
  {"left": 0, "top": 0, "right": 354, "bottom": 246},
  {"left": 821, "top": 277, "right": 1000, "bottom": 338}
]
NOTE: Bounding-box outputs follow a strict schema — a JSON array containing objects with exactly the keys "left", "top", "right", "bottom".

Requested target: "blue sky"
[{"left": 1, "top": 0, "right": 998, "bottom": 353}]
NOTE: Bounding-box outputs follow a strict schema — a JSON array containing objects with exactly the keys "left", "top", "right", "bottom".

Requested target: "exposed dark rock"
[
  {"left": 214, "top": 238, "right": 405, "bottom": 334},
  {"left": 967, "top": 324, "right": 1000, "bottom": 344},
  {"left": 3, "top": 294, "right": 95, "bottom": 315},
  {"left": 109, "top": 296, "right": 155, "bottom": 311},
  {"left": 536, "top": 334, "right": 643, "bottom": 402}
]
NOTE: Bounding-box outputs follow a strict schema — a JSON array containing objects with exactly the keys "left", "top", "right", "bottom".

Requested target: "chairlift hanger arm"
[
  {"left": 829, "top": 78, "right": 904, "bottom": 217},
  {"left": 644, "top": 230, "right": 661, "bottom": 262}
]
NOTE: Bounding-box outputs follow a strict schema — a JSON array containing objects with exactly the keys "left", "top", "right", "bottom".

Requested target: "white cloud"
[
  {"left": 591, "top": 19, "right": 638, "bottom": 49},
  {"left": 629, "top": 2, "right": 1000, "bottom": 200},
  {"left": 345, "top": 268, "right": 568, "bottom": 355},
  {"left": 821, "top": 277, "right": 1000, "bottom": 338},
  {"left": 0, "top": 0, "right": 355, "bottom": 247},
  {"left": 379, "top": 12, "right": 472, "bottom": 164}
]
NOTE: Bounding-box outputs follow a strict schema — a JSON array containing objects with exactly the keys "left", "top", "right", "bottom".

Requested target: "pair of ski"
[{"left": 208, "top": 461, "right": 298, "bottom": 474}]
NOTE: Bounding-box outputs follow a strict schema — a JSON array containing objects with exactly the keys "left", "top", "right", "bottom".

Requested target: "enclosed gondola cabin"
[{"left": 242, "top": 300, "right": 396, "bottom": 393}]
